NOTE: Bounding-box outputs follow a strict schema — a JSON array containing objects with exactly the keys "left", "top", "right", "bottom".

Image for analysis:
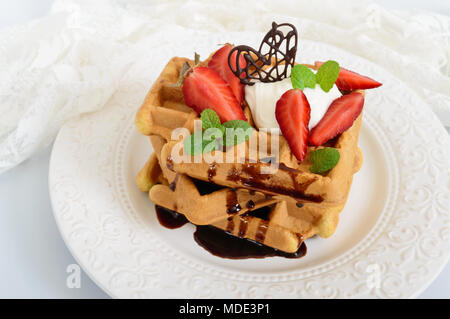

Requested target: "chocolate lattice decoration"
[{"left": 228, "top": 22, "right": 298, "bottom": 85}]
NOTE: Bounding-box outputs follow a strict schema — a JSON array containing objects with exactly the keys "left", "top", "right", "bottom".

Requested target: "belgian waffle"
[
  {"left": 138, "top": 148, "right": 355, "bottom": 252},
  {"left": 135, "top": 51, "right": 364, "bottom": 253},
  {"left": 140, "top": 154, "right": 302, "bottom": 253}
]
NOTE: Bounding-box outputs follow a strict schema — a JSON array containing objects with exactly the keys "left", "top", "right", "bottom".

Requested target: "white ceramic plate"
[{"left": 49, "top": 34, "right": 450, "bottom": 298}]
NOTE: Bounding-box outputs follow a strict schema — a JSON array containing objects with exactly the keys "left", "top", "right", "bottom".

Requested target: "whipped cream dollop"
[{"left": 245, "top": 77, "right": 341, "bottom": 134}]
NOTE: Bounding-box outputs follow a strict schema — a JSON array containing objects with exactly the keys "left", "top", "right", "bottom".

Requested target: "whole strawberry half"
[
  {"left": 275, "top": 89, "right": 311, "bottom": 162},
  {"left": 315, "top": 61, "right": 382, "bottom": 91},
  {"left": 182, "top": 67, "right": 246, "bottom": 122},
  {"left": 208, "top": 44, "right": 246, "bottom": 104},
  {"left": 309, "top": 92, "right": 364, "bottom": 146}
]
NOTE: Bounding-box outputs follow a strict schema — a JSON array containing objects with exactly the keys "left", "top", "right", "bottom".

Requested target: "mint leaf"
[
  {"left": 222, "top": 120, "right": 253, "bottom": 146},
  {"left": 309, "top": 147, "right": 340, "bottom": 173},
  {"left": 201, "top": 109, "right": 222, "bottom": 131},
  {"left": 316, "top": 60, "right": 340, "bottom": 92},
  {"left": 184, "top": 127, "right": 223, "bottom": 155},
  {"left": 203, "top": 127, "right": 224, "bottom": 145},
  {"left": 186, "top": 116, "right": 253, "bottom": 152},
  {"left": 203, "top": 139, "right": 220, "bottom": 153},
  {"left": 223, "top": 127, "right": 253, "bottom": 146},
  {"left": 222, "top": 120, "right": 252, "bottom": 130},
  {"left": 291, "top": 64, "right": 316, "bottom": 90},
  {"left": 184, "top": 132, "right": 204, "bottom": 155}
]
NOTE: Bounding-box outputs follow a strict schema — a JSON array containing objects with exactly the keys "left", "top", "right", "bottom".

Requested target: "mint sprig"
[
  {"left": 291, "top": 65, "right": 316, "bottom": 90},
  {"left": 184, "top": 133, "right": 218, "bottom": 155},
  {"left": 184, "top": 109, "right": 253, "bottom": 154},
  {"left": 201, "top": 109, "right": 223, "bottom": 132},
  {"left": 309, "top": 147, "right": 340, "bottom": 173},
  {"left": 315, "top": 60, "right": 340, "bottom": 92},
  {"left": 222, "top": 120, "right": 252, "bottom": 146},
  {"left": 290, "top": 60, "right": 340, "bottom": 93}
]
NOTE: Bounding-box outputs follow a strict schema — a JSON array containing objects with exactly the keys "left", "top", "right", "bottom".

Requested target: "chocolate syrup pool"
[{"left": 155, "top": 205, "right": 307, "bottom": 259}]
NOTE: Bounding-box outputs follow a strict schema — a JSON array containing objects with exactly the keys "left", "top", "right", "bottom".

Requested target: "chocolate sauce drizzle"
[
  {"left": 226, "top": 189, "right": 241, "bottom": 214},
  {"left": 226, "top": 216, "right": 235, "bottom": 233},
  {"left": 155, "top": 205, "right": 188, "bottom": 229},
  {"left": 192, "top": 178, "right": 225, "bottom": 195},
  {"left": 255, "top": 219, "right": 269, "bottom": 243},
  {"left": 155, "top": 205, "right": 306, "bottom": 259},
  {"left": 228, "top": 22, "right": 298, "bottom": 85},
  {"left": 169, "top": 173, "right": 179, "bottom": 191},
  {"left": 237, "top": 215, "right": 249, "bottom": 238},
  {"left": 194, "top": 226, "right": 307, "bottom": 259},
  {"left": 207, "top": 162, "right": 217, "bottom": 182},
  {"left": 166, "top": 156, "right": 174, "bottom": 171},
  {"left": 226, "top": 162, "right": 323, "bottom": 202}
]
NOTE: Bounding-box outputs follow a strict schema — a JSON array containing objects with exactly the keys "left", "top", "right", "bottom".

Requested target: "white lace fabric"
[{"left": 0, "top": 0, "right": 449, "bottom": 174}]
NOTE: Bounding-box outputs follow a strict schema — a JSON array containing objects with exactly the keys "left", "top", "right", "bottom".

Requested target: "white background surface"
[{"left": 0, "top": 0, "right": 449, "bottom": 299}]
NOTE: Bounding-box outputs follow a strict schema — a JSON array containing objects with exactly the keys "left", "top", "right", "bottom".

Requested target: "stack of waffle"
[{"left": 135, "top": 54, "right": 363, "bottom": 254}]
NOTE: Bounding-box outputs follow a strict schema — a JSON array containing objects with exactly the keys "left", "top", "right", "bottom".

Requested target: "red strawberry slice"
[
  {"left": 182, "top": 66, "right": 246, "bottom": 122},
  {"left": 208, "top": 44, "right": 246, "bottom": 104},
  {"left": 309, "top": 92, "right": 364, "bottom": 146},
  {"left": 275, "top": 89, "right": 311, "bottom": 162},
  {"left": 315, "top": 61, "right": 382, "bottom": 91}
]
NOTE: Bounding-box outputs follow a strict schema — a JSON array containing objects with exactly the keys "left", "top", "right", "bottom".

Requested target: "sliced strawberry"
[
  {"left": 208, "top": 44, "right": 246, "bottom": 104},
  {"left": 309, "top": 92, "right": 364, "bottom": 146},
  {"left": 275, "top": 89, "right": 311, "bottom": 162},
  {"left": 182, "top": 66, "right": 246, "bottom": 122},
  {"left": 315, "top": 61, "right": 382, "bottom": 91}
]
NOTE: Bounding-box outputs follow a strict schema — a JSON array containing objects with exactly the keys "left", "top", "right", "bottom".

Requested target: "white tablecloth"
[{"left": 1, "top": 0, "right": 450, "bottom": 174}]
